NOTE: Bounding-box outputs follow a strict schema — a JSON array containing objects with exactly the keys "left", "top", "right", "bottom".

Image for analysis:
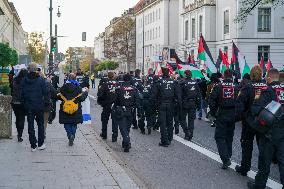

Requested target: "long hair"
[{"left": 15, "top": 69, "right": 28, "bottom": 83}]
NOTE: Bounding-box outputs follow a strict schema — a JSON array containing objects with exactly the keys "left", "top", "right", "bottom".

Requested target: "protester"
[
  {"left": 90, "top": 73, "right": 95, "bottom": 88},
  {"left": 11, "top": 68, "right": 28, "bottom": 142},
  {"left": 21, "top": 63, "right": 48, "bottom": 152},
  {"left": 58, "top": 73, "right": 88, "bottom": 146}
]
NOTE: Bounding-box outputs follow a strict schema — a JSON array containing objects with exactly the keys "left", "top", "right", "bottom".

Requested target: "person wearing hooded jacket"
[
  {"left": 21, "top": 63, "right": 49, "bottom": 152},
  {"left": 58, "top": 73, "right": 88, "bottom": 146}
]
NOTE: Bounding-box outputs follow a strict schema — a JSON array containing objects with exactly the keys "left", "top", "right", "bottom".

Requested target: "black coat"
[{"left": 58, "top": 83, "right": 88, "bottom": 124}]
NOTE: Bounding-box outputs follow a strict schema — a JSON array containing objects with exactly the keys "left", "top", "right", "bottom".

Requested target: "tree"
[
  {"left": 236, "top": 0, "right": 283, "bottom": 23},
  {"left": 94, "top": 60, "right": 119, "bottom": 72},
  {"left": 109, "top": 16, "right": 135, "bottom": 72},
  {"left": 27, "top": 32, "right": 46, "bottom": 64},
  {"left": 0, "top": 43, "right": 18, "bottom": 68}
]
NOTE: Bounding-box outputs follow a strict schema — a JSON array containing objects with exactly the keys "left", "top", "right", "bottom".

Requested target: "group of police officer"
[{"left": 97, "top": 65, "right": 284, "bottom": 189}]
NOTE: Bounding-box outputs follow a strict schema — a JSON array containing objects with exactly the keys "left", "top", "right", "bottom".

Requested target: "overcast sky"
[{"left": 11, "top": 0, "right": 137, "bottom": 52}]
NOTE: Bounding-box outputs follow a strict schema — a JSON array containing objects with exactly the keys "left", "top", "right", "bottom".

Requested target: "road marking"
[
  {"left": 173, "top": 134, "right": 282, "bottom": 189},
  {"left": 89, "top": 95, "right": 96, "bottom": 100}
]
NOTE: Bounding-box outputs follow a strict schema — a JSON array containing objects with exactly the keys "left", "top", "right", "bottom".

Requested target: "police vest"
[
  {"left": 250, "top": 82, "right": 268, "bottom": 106},
  {"left": 118, "top": 85, "right": 136, "bottom": 107},
  {"left": 106, "top": 80, "right": 117, "bottom": 101},
  {"left": 142, "top": 84, "right": 152, "bottom": 99},
  {"left": 160, "top": 78, "right": 175, "bottom": 101},
  {"left": 272, "top": 84, "right": 284, "bottom": 120},
  {"left": 183, "top": 80, "right": 198, "bottom": 100},
  {"left": 132, "top": 78, "right": 143, "bottom": 92},
  {"left": 219, "top": 81, "right": 235, "bottom": 108}
]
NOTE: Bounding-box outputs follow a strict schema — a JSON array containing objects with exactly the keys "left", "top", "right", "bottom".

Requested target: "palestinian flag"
[
  {"left": 198, "top": 34, "right": 217, "bottom": 75},
  {"left": 232, "top": 42, "right": 250, "bottom": 78},
  {"left": 266, "top": 59, "right": 273, "bottom": 71},
  {"left": 167, "top": 63, "right": 174, "bottom": 75},
  {"left": 155, "top": 62, "right": 162, "bottom": 76},
  {"left": 176, "top": 64, "right": 204, "bottom": 78}
]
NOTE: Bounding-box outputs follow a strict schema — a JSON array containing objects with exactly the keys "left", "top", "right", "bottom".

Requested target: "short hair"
[
  {"left": 108, "top": 72, "right": 114, "bottom": 79},
  {"left": 123, "top": 73, "right": 132, "bottom": 81},
  {"left": 184, "top": 70, "right": 192, "bottom": 78},
  {"left": 69, "top": 73, "right": 76, "bottom": 80},
  {"left": 267, "top": 68, "right": 279, "bottom": 81},
  {"left": 161, "top": 67, "right": 169, "bottom": 76},
  {"left": 148, "top": 68, "right": 154, "bottom": 75},
  {"left": 279, "top": 71, "right": 284, "bottom": 83},
  {"left": 27, "top": 63, "right": 38, "bottom": 73},
  {"left": 224, "top": 69, "right": 233, "bottom": 79},
  {"left": 135, "top": 69, "right": 141, "bottom": 77},
  {"left": 250, "top": 65, "right": 262, "bottom": 81}
]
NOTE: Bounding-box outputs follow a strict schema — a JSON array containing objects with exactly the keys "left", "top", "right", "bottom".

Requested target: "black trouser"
[
  {"left": 240, "top": 120, "right": 260, "bottom": 173},
  {"left": 48, "top": 100, "right": 56, "bottom": 123},
  {"left": 27, "top": 109, "right": 44, "bottom": 148},
  {"left": 180, "top": 108, "right": 196, "bottom": 137},
  {"left": 132, "top": 108, "right": 138, "bottom": 128},
  {"left": 159, "top": 103, "right": 174, "bottom": 144},
  {"left": 174, "top": 103, "right": 180, "bottom": 131},
  {"left": 12, "top": 104, "right": 25, "bottom": 138},
  {"left": 101, "top": 105, "right": 112, "bottom": 137},
  {"left": 111, "top": 109, "right": 119, "bottom": 140},
  {"left": 214, "top": 111, "right": 235, "bottom": 163},
  {"left": 254, "top": 128, "right": 284, "bottom": 189},
  {"left": 139, "top": 99, "right": 155, "bottom": 131}
]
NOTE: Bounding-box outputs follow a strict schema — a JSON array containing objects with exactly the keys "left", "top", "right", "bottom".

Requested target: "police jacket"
[
  {"left": 251, "top": 81, "right": 284, "bottom": 127},
  {"left": 142, "top": 82, "right": 153, "bottom": 100},
  {"left": 113, "top": 82, "right": 141, "bottom": 109},
  {"left": 209, "top": 79, "right": 238, "bottom": 116},
  {"left": 236, "top": 81, "right": 267, "bottom": 121},
  {"left": 180, "top": 78, "right": 201, "bottom": 109},
  {"left": 97, "top": 79, "right": 117, "bottom": 106},
  {"left": 131, "top": 76, "right": 143, "bottom": 93},
  {"left": 151, "top": 76, "right": 181, "bottom": 105}
]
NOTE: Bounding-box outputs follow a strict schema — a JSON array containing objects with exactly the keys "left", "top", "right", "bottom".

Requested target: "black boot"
[
  {"left": 100, "top": 133, "right": 107, "bottom": 140},
  {"left": 159, "top": 142, "right": 169, "bottom": 147},
  {"left": 17, "top": 135, "right": 23, "bottom": 142},
  {"left": 221, "top": 159, "right": 231, "bottom": 170},
  {"left": 247, "top": 181, "right": 256, "bottom": 189},
  {"left": 235, "top": 165, "right": 247, "bottom": 176}
]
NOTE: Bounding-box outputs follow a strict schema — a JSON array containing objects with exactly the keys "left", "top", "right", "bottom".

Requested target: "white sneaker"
[
  {"left": 203, "top": 117, "right": 210, "bottom": 122},
  {"left": 38, "top": 144, "right": 46, "bottom": 150},
  {"left": 31, "top": 147, "right": 37, "bottom": 152}
]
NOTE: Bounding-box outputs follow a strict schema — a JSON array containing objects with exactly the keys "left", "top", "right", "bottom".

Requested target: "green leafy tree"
[
  {"left": 236, "top": 0, "right": 284, "bottom": 23},
  {"left": 27, "top": 32, "right": 45, "bottom": 64},
  {"left": 94, "top": 60, "right": 119, "bottom": 72},
  {"left": 0, "top": 43, "right": 18, "bottom": 68}
]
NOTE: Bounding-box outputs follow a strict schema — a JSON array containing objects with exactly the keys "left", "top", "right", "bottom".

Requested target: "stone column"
[{"left": 0, "top": 95, "right": 12, "bottom": 139}]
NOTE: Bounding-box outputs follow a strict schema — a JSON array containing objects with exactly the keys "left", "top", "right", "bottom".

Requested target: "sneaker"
[
  {"left": 31, "top": 147, "right": 37, "bottom": 152},
  {"left": 147, "top": 128, "right": 151, "bottom": 135},
  {"left": 159, "top": 142, "right": 169, "bottom": 147},
  {"left": 198, "top": 117, "right": 202, "bottom": 120},
  {"left": 124, "top": 147, "right": 130, "bottom": 153},
  {"left": 203, "top": 117, "right": 210, "bottom": 122},
  {"left": 38, "top": 144, "right": 46, "bottom": 150},
  {"left": 69, "top": 135, "right": 75, "bottom": 146},
  {"left": 99, "top": 133, "right": 107, "bottom": 140},
  {"left": 247, "top": 181, "right": 256, "bottom": 189},
  {"left": 17, "top": 136, "right": 23, "bottom": 142}
]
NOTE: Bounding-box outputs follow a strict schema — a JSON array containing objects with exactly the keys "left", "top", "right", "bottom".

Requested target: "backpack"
[{"left": 59, "top": 93, "right": 82, "bottom": 115}]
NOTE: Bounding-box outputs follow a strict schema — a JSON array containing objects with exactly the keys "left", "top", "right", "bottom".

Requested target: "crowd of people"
[
  {"left": 10, "top": 63, "right": 89, "bottom": 151},
  {"left": 97, "top": 66, "right": 284, "bottom": 189}
]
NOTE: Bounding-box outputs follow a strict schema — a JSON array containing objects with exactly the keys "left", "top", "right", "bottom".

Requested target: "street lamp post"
[{"left": 48, "top": 0, "right": 53, "bottom": 74}]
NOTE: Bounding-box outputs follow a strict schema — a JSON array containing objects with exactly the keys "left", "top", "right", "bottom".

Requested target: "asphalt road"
[{"left": 88, "top": 87, "right": 281, "bottom": 189}]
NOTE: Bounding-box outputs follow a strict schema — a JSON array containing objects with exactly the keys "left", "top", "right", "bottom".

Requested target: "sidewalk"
[{"left": 0, "top": 115, "right": 139, "bottom": 189}]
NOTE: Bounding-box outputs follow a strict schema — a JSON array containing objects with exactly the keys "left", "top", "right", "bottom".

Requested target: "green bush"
[{"left": 0, "top": 84, "right": 11, "bottom": 95}]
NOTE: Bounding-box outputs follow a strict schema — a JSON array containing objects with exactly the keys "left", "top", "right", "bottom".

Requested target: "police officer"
[
  {"left": 151, "top": 67, "right": 181, "bottom": 147},
  {"left": 173, "top": 72, "right": 182, "bottom": 134},
  {"left": 97, "top": 72, "right": 118, "bottom": 141},
  {"left": 247, "top": 68, "right": 284, "bottom": 189},
  {"left": 209, "top": 69, "right": 238, "bottom": 169},
  {"left": 180, "top": 70, "right": 201, "bottom": 141},
  {"left": 140, "top": 74, "right": 155, "bottom": 135},
  {"left": 112, "top": 73, "right": 141, "bottom": 152},
  {"left": 152, "top": 74, "right": 162, "bottom": 131},
  {"left": 131, "top": 69, "right": 143, "bottom": 130},
  {"left": 235, "top": 65, "right": 267, "bottom": 176}
]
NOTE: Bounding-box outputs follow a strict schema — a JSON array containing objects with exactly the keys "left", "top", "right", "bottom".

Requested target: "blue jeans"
[
  {"left": 198, "top": 98, "right": 207, "bottom": 118},
  {"left": 64, "top": 124, "right": 77, "bottom": 139}
]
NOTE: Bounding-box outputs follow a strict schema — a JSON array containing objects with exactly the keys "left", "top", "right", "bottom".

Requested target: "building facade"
[
  {"left": 104, "top": 8, "right": 136, "bottom": 73},
  {"left": 135, "top": 0, "right": 179, "bottom": 74},
  {"left": 66, "top": 47, "right": 94, "bottom": 72},
  {"left": 0, "top": 0, "right": 27, "bottom": 55},
  {"left": 178, "top": 0, "right": 284, "bottom": 69},
  {"left": 94, "top": 32, "right": 105, "bottom": 61}
]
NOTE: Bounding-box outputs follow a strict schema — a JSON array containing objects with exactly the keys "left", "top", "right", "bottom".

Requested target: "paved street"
[
  {"left": 89, "top": 85, "right": 282, "bottom": 189},
  {"left": 0, "top": 112, "right": 139, "bottom": 189}
]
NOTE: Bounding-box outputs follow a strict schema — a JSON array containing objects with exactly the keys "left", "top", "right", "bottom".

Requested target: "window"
[
  {"left": 258, "top": 8, "right": 271, "bottom": 32},
  {"left": 150, "top": 30, "right": 152, "bottom": 40},
  {"left": 155, "top": 28, "right": 157, "bottom": 39},
  {"left": 158, "top": 8, "right": 161, "bottom": 19},
  {"left": 153, "top": 12, "right": 155, "bottom": 22},
  {"left": 150, "top": 13, "right": 152, "bottom": 23},
  {"left": 224, "top": 10, "right": 229, "bottom": 34},
  {"left": 191, "top": 18, "right": 196, "bottom": 39},
  {"left": 199, "top": 15, "right": 203, "bottom": 35},
  {"left": 185, "top": 20, "right": 189, "bottom": 40},
  {"left": 258, "top": 46, "right": 270, "bottom": 63},
  {"left": 158, "top": 26, "right": 160, "bottom": 37}
]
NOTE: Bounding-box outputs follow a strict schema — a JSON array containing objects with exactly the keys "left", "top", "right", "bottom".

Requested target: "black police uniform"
[
  {"left": 131, "top": 76, "right": 144, "bottom": 130},
  {"left": 209, "top": 79, "right": 238, "bottom": 167},
  {"left": 235, "top": 81, "right": 267, "bottom": 175},
  {"left": 152, "top": 75, "right": 162, "bottom": 130},
  {"left": 180, "top": 77, "right": 201, "bottom": 140},
  {"left": 249, "top": 81, "right": 284, "bottom": 189},
  {"left": 112, "top": 82, "right": 141, "bottom": 152},
  {"left": 151, "top": 76, "right": 181, "bottom": 146},
  {"left": 97, "top": 78, "right": 117, "bottom": 140},
  {"left": 173, "top": 77, "right": 183, "bottom": 134},
  {"left": 140, "top": 79, "right": 155, "bottom": 134}
]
